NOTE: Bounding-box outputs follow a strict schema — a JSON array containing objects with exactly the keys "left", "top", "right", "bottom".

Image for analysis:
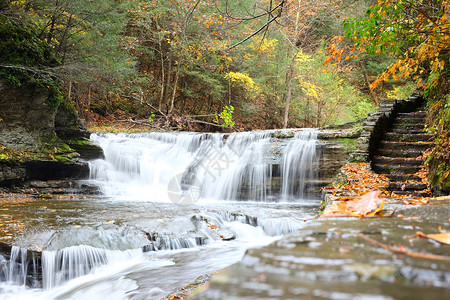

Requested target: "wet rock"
[
  {"left": 0, "top": 81, "right": 56, "bottom": 148},
  {"left": 142, "top": 231, "right": 207, "bottom": 251},
  {"left": 64, "top": 138, "right": 104, "bottom": 160},
  {"left": 29, "top": 181, "right": 50, "bottom": 188},
  {"left": 24, "top": 159, "right": 89, "bottom": 181},
  {"left": 0, "top": 242, "right": 11, "bottom": 258},
  {"left": 191, "top": 215, "right": 236, "bottom": 241},
  {"left": 20, "top": 180, "right": 100, "bottom": 195},
  {"left": 0, "top": 160, "right": 26, "bottom": 186},
  {"left": 0, "top": 79, "right": 103, "bottom": 189},
  {"left": 194, "top": 200, "right": 450, "bottom": 299}
]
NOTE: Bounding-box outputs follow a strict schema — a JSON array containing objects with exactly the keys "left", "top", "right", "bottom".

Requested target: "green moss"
[
  {"left": 428, "top": 160, "right": 450, "bottom": 194},
  {"left": 337, "top": 138, "right": 358, "bottom": 151},
  {"left": 53, "top": 153, "right": 78, "bottom": 163},
  {"left": 0, "top": 134, "right": 80, "bottom": 163},
  {"left": 65, "top": 139, "right": 92, "bottom": 146},
  {"left": 0, "top": 141, "right": 75, "bottom": 163}
]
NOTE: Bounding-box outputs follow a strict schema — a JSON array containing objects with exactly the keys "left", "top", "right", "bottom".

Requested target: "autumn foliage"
[
  {"left": 324, "top": 0, "right": 449, "bottom": 91},
  {"left": 321, "top": 162, "right": 433, "bottom": 218}
]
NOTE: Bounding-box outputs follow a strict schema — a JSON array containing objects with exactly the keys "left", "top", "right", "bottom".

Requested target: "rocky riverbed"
[{"left": 193, "top": 197, "right": 450, "bottom": 300}]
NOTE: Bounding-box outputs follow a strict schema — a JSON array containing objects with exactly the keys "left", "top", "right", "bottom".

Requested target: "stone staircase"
[{"left": 372, "top": 110, "right": 433, "bottom": 197}]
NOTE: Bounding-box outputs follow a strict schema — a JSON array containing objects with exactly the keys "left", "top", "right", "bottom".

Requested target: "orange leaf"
[
  {"left": 417, "top": 231, "right": 450, "bottom": 245},
  {"left": 346, "top": 191, "right": 384, "bottom": 217}
]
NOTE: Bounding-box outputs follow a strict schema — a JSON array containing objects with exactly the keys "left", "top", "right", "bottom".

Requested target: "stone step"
[
  {"left": 379, "top": 99, "right": 397, "bottom": 105},
  {"left": 378, "top": 141, "right": 432, "bottom": 152},
  {"left": 390, "top": 128, "right": 426, "bottom": 134},
  {"left": 375, "top": 149, "right": 424, "bottom": 158},
  {"left": 391, "top": 190, "right": 432, "bottom": 197},
  {"left": 391, "top": 124, "right": 426, "bottom": 131},
  {"left": 389, "top": 182, "right": 428, "bottom": 191},
  {"left": 372, "top": 164, "right": 421, "bottom": 174},
  {"left": 398, "top": 111, "right": 427, "bottom": 118},
  {"left": 373, "top": 157, "right": 424, "bottom": 166},
  {"left": 385, "top": 174, "right": 422, "bottom": 182},
  {"left": 393, "top": 118, "right": 426, "bottom": 125},
  {"left": 383, "top": 132, "right": 434, "bottom": 142}
]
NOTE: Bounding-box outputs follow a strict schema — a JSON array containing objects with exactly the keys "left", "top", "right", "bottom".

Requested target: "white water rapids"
[{"left": 0, "top": 130, "right": 321, "bottom": 299}]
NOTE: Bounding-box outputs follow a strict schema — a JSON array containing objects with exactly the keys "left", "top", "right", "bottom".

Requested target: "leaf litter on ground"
[
  {"left": 321, "top": 162, "right": 437, "bottom": 218},
  {"left": 321, "top": 163, "right": 390, "bottom": 217}
]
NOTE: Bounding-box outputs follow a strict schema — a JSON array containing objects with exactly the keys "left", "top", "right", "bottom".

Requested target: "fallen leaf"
[
  {"left": 417, "top": 231, "right": 450, "bottom": 245},
  {"left": 346, "top": 191, "right": 384, "bottom": 217},
  {"left": 321, "top": 201, "right": 348, "bottom": 216}
]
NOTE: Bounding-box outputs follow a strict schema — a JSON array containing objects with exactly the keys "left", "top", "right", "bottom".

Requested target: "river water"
[{"left": 0, "top": 130, "right": 321, "bottom": 299}]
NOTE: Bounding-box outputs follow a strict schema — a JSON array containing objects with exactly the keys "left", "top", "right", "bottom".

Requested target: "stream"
[{"left": 0, "top": 130, "right": 322, "bottom": 299}]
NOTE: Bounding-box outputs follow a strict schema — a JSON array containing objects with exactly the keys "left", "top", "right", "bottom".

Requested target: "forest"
[
  {"left": 1, "top": 0, "right": 427, "bottom": 130},
  {"left": 0, "top": 0, "right": 448, "bottom": 181},
  {"left": 0, "top": 2, "right": 450, "bottom": 298}
]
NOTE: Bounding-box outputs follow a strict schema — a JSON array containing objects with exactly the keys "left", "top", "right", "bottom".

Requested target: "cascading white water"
[
  {"left": 199, "top": 131, "right": 273, "bottom": 201},
  {"left": 42, "top": 245, "right": 142, "bottom": 289},
  {"left": 89, "top": 130, "right": 319, "bottom": 202},
  {"left": 281, "top": 130, "right": 319, "bottom": 200},
  {"left": 1, "top": 247, "right": 31, "bottom": 286},
  {"left": 89, "top": 132, "right": 222, "bottom": 202},
  {"left": 213, "top": 211, "right": 305, "bottom": 236},
  {"left": 0, "top": 129, "right": 321, "bottom": 299}
]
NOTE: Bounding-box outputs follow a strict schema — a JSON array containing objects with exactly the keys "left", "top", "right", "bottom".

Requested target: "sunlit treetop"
[{"left": 323, "top": 0, "right": 449, "bottom": 90}]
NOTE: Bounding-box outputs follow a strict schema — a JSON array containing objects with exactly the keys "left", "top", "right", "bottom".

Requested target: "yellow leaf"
[{"left": 417, "top": 232, "right": 450, "bottom": 245}]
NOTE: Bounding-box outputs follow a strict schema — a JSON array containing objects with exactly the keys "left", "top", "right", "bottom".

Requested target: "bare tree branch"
[
  {"left": 220, "top": 0, "right": 285, "bottom": 21},
  {"left": 222, "top": 1, "right": 285, "bottom": 52}
]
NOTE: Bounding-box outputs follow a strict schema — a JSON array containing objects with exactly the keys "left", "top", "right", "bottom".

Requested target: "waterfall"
[
  {"left": 199, "top": 131, "right": 273, "bottom": 201},
  {"left": 281, "top": 130, "right": 319, "bottom": 200},
  {"left": 89, "top": 130, "right": 319, "bottom": 202},
  {"left": 0, "top": 129, "right": 322, "bottom": 298},
  {"left": 0, "top": 246, "right": 38, "bottom": 287},
  {"left": 41, "top": 245, "right": 141, "bottom": 289}
]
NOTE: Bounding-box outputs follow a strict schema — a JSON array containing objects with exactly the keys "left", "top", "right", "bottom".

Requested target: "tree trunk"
[
  {"left": 68, "top": 81, "right": 72, "bottom": 102},
  {"left": 168, "top": 63, "right": 180, "bottom": 116},
  {"left": 158, "top": 39, "right": 165, "bottom": 111},
  {"left": 283, "top": 62, "right": 295, "bottom": 129},
  {"left": 86, "top": 85, "right": 91, "bottom": 123}
]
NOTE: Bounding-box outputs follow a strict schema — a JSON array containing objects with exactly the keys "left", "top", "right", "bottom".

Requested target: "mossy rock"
[
  {"left": 337, "top": 138, "right": 358, "bottom": 152},
  {"left": 64, "top": 138, "right": 104, "bottom": 160},
  {"left": 428, "top": 160, "right": 450, "bottom": 195}
]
